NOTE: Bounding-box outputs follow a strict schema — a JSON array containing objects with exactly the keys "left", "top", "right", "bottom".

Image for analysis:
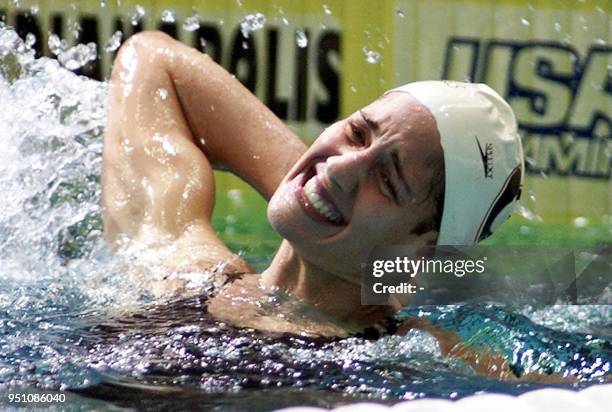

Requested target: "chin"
[{"left": 267, "top": 183, "right": 298, "bottom": 240}]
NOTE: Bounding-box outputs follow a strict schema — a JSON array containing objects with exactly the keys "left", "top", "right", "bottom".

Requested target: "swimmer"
[{"left": 102, "top": 31, "right": 527, "bottom": 379}]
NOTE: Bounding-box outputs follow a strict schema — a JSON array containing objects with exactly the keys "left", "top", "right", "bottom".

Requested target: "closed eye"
[
  {"left": 379, "top": 171, "right": 397, "bottom": 202},
  {"left": 347, "top": 121, "right": 367, "bottom": 146}
]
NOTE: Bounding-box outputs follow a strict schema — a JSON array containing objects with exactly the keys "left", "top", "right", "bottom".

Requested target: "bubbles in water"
[
  {"left": 520, "top": 17, "right": 530, "bottom": 27},
  {"left": 131, "top": 5, "right": 146, "bottom": 26},
  {"left": 396, "top": 9, "right": 405, "bottom": 18},
  {"left": 362, "top": 47, "right": 381, "bottom": 64},
  {"left": 295, "top": 29, "right": 308, "bottom": 48},
  {"left": 240, "top": 13, "right": 266, "bottom": 38},
  {"left": 323, "top": 4, "right": 332, "bottom": 15},
  {"left": 554, "top": 22, "right": 562, "bottom": 33},
  {"left": 103, "top": 30, "right": 122, "bottom": 53},
  {"left": 30, "top": 5, "right": 39, "bottom": 15},
  {"left": 183, "top": 15, "right": 200, "bottom": 32},
  {"left": 160, "top": 9, "right": 176, "bottom": 24},
  {"left": 281, "top": 16, "right": 289, "bottom": 26}
]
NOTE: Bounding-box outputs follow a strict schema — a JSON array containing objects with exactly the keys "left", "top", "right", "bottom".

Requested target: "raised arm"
[
  {"left": 102, "top": 31, "right": 305, "bottom": 271},
  {"left": 150, "top": 33, "right": 307, "bottom": 199}
]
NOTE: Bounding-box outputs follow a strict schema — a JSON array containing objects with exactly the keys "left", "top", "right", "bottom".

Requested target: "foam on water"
[{"left": 0, "top": 25, "right": 163, "bottom": 389}]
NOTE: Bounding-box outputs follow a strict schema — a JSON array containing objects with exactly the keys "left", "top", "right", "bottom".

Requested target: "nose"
[{"left": 325, "top": 148, "right": 376, "bottom": 194}]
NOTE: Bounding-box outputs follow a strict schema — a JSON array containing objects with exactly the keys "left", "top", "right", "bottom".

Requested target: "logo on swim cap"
[
  {"left": 476, "top": 165, "right": 522, "bottom": 242},
  {"left": 475, "top": 136, "right": 494, "bottom": 179}
]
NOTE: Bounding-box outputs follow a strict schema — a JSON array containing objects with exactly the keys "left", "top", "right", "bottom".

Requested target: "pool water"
[{"left": 0, "top": 26, "right": 610, "bottom": 411}]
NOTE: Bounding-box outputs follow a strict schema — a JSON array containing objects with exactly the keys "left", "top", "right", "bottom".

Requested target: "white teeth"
[{"left": 304, "top": 176, "right": 342, "bottom": 223}]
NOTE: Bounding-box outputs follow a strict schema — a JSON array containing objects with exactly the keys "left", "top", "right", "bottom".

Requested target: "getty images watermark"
[{"left": 361, "top": 246, "right": 612, "bottom": 306}]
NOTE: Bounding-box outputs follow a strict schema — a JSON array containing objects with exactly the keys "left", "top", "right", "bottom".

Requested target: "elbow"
[{"left": 110, "top": 31, "right": 176, "bottom": 82}]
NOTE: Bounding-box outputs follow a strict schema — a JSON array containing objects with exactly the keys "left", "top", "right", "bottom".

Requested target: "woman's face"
[{"left": 268, "top": 92, "right": 443, "bottom": 279}]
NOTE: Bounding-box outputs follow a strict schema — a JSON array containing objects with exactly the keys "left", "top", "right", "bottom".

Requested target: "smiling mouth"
[{"left": 296, "top": 165, "right": 346, "bottom": 226}]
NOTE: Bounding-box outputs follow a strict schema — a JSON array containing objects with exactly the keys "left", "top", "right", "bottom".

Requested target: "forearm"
[
  {"left": 399, "top": 318, "right": 577, "bottom": 383},
  {"left": 163, "top": 35, "right": 307, "bottom": 199}
]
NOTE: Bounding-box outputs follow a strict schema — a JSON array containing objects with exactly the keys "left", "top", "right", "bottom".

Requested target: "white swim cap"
[{"left": 389, "top": 81, "right": 524, "bottom": 245}]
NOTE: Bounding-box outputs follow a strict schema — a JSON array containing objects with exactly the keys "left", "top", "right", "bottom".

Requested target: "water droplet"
[
  {"left": 73, "top": 22, "right": 82, "bottom": 40},
  {"left": 131, "top": 5, "right": 146, "bottom": 26},
  {"left": 104, "top": 31, "right": 122, "bottom": 53},
  {"left": 573, "top": 217, "right": 589, "bottom": 228},
  {"left": 155, "top": 88, "right": 168, "bottom": 100},
  {"left": 121, "top": 138, "right": 134, "bottom": 154},
  {"left": 240, "top": 13, "right": 266, "bottom": 38},
  {"left": 350, "top": 85, "right": 357, "bottom": 93},
  {"left": 25, "top": 33, "right": 36, "bottom": 48},
  {"left": 396, "top": 9, "right": 405, "bottom": 18},
  {"left": 323, "top": 5, "right": 332, "bottom": 15},
  {"left": 554, "top": 22, "right": 562, "bottom": 33},
  {"left": 199, "top": 37, "right": 207, "bottom": 49},
  {"left": 57, "top": 42, "right": 98, "bottom": 71},
  {"left": 183, "top": 15, "right": 200, "bottom": 32},
  {"left": 100, "top": 0, "right": 106, "bottom": 8},
  {"left": 514, "top": 202, "right": 543, "bottom": 222},
  {"left": 362, "top": 47, "right": 381, "bottom": 64},
  {"left": 295, "top": 29, "right": 308, "bottom": 48},
  {"left": 527, "top": 190, "right": 536, "bottom": 202},
  {"left": 520, "top": 17, "right": 530, "bottom": 27},
  {"left": 30, "top": 5, "right": 39, "bottom": 15},
  {"left": 281, "top": 17, "right": 289, "bottom": 26},
  {"left": 160, "top": 10, "right": 176, "bottom": 24},
  {"left": 594, "top": 38, "right": 606, "bottom": 46}
]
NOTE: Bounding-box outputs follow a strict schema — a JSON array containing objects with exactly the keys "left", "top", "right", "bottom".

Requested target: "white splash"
[
  {"left": 240, "top": 13, "right": 266, "bottom": 38},
  {"left": 295, "top": 29, "right": 308, "bottom": 48},
  {"left": 104, "top": 31, "right": 122, "bottom": 53},
  {"left": 362, "top": 47, "right": 381, "bottom": 64},
  {"left": 183, "top": 15, "right": 201, "bottom": 32}
]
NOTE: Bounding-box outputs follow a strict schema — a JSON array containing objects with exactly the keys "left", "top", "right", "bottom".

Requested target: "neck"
[{"left": 261, "top": 240, "right": 395, "bottom": 327}]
